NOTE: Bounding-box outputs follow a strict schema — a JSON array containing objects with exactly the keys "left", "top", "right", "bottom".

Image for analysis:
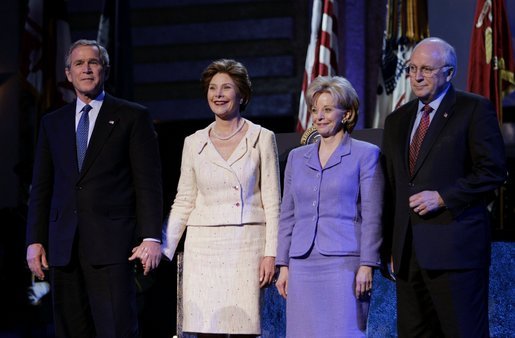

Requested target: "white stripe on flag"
[
  {"left": 373, "top": 44, "right": 414, "bottom": 128},
  {"left": 297, "top": 0, "right": 338, "bottom": 132}
]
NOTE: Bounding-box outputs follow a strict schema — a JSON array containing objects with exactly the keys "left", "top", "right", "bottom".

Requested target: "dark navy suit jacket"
[
  {"left": 382, "top": 85, "right": 506, "bottom": 272},
  {"left": 26, "top": 94, "right": 163, "bottom": 266}
]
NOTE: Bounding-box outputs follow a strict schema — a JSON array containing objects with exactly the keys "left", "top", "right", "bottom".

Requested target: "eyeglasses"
[{"left": 405, "top": 64, "right": 452, "bottom": 77}]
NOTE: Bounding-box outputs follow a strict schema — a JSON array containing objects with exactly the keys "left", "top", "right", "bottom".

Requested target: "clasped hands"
[
  {"left": 129, "top": 241, "right": 162, "bottom": 276},
  {"left": 27, "top": 241, "right": 162, "bottom": 280}
]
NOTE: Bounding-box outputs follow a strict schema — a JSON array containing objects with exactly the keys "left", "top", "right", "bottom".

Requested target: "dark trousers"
[
  {"left": 50, "top": 247, "right": 138, "bottom": 338},
  {"left": 396, "top": 243, "right": 489, "bottom": 338}
]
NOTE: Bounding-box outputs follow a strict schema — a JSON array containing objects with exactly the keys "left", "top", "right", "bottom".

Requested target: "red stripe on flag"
[{"left": 297, "top": 0, "right": 339, "bottom": 133}]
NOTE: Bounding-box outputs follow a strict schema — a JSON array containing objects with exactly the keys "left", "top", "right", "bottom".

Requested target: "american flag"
[
  {"left": 97, "top": 0, "right": 134, "bottom": 99},
  {"left": 297, "top": 0, "right": 339, "bottom": 133},
  {"left": 19, "top": 0, "right": 74, "bottom": 119}
]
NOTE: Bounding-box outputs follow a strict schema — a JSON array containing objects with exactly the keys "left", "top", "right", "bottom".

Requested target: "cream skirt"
[{"left": 182, "top": 224, "right": 265, "bottom": 334}]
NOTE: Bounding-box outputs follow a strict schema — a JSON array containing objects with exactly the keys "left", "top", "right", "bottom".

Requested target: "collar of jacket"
[
  {"left": 304, "top": 132, "right": 352, "bottom": 170},
  {"left": 195, "top": 118, "right": 262, "bottom": 154}
]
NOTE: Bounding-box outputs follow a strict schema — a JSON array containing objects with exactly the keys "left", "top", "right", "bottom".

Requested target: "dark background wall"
[{"left": 1, "top": 0, "right": 514, "bottom": 337}]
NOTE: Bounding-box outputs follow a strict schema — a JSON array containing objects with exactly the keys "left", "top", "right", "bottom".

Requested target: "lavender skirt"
[{"left": 286, "top": 245, "right": 369, "bottom": 338}]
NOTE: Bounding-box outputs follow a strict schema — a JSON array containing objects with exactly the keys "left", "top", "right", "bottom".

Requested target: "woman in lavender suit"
[{"left": 275, "top": 76, "right": 384, "bottom": 337}]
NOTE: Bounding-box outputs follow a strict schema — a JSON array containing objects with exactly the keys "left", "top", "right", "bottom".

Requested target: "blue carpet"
[{"left": 261, "top": 242, "right": 515, "bottom": 337}]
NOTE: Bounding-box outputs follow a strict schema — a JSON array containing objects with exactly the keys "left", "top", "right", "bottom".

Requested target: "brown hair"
[{"left": 201, "top": 59, "right": 252, "bottom": 112}]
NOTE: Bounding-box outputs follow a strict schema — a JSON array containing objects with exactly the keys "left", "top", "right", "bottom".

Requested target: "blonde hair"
[{"left": 306, "top": 76, "right": 359, "bottom": 133}]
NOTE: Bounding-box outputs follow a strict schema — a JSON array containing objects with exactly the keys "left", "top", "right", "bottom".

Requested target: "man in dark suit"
[
  {"left": 381, "top": 37, "right": 506, "bottom": 337},
  {"left": 26, "top": 39, "right": 163, "bottom": 338}
]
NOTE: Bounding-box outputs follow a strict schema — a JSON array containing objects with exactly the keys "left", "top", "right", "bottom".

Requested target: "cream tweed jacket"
[{"left": 164, "top": 119, "right": 281, "bottom": 258}]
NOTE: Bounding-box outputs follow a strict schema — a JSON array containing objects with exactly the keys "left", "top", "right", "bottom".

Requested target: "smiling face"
[
  {"left": 207, "top": 72, "right": 242, "bottom": 119},
  {"left": 311, "top": 92, "right": 348, "bottom": 138},
  {"left": 65, "top": 45, "right": 108, "bottom": 102},
  {"left": 409, "top": 41, "right": 453, "bottom": 103}
]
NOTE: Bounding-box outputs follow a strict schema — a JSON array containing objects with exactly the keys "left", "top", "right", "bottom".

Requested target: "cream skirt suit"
[{"left": 164, "top": 119, "right": 281, "bottom": 334}]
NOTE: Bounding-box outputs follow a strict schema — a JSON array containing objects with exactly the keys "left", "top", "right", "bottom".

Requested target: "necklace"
[{"left": 211, "top": 120, "right": 245, "bottom": 140}]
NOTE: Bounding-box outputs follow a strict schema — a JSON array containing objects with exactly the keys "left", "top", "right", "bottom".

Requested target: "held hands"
[
  {"left": 129, "top": 241, "right": 162, "bottom": 276},
  {"left": 26, "top": 243, "right": 49, "bottom": 280},
  {"left": 275, "top": 266, "right": 289, "bottom": 299},
  {"left": 355, "top": 266, "right": 373, "bottom": 299},
  {"left": 259, "top": 256, "right": 276, "bottom": 288},
  {"left": 409, "top": 190, "right": 445, "bottom": 216}
]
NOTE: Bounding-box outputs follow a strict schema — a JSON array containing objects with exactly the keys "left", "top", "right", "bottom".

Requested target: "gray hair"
[{"left": 413, "top": 37, "right": 457, "bottom": 77}]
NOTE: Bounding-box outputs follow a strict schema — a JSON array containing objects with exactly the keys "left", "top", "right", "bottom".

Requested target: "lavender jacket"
[{"left": 276, "top": 134, "right": 384, "bottom": 266}]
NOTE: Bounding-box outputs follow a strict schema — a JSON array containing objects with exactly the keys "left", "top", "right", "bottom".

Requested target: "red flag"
[
  {"left": 467, "top": 0, "right": 515, "bottom": 121},
  {"left": 297, "top": 0, "right": 338, "bottom": 133}
]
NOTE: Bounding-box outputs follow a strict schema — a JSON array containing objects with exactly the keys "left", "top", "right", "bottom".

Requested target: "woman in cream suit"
[
  {"left": 164, "top": 59, "right": 281, "bottom": 337},
  {"left": 275, "top": 76, "right": 384, "bottom": 337}
]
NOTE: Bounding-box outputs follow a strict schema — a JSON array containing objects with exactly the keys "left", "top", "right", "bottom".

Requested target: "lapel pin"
[
  {"left": 109, "top": 120, "right": 115, "bottom": 125},
  {"left": 443, "top": 112, "right": 448, "bottom": 118}
]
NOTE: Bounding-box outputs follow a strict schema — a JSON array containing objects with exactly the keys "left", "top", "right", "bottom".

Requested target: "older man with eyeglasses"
[{"left": 381, "top": 37, "right": 507, "bottom": 337}]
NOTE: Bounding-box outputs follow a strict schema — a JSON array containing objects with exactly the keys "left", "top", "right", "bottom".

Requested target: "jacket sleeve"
[
  {"left": 259, "top": 130, "right": 281, "bottom": 257},
  {"left": 358, "top": 145, "right": 384, "bottom": 267},
  {"left": 26, "top": 118, "right": 53, "bottom": 247},
  {"left": 130, "top": 109, "right": 163, "bottom": 241},
  {"left": 439, "top": 97, "right": 507, "bottom": 217},
  {"left": 163, "top": 136, "right": 198, "bottom": 259},
  {"left": 276, "top": 150, "right": 296, "bottom": 266}
]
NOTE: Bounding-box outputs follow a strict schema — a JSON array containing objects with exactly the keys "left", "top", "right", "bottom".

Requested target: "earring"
[{"left": 240, "top": 99, "right": 243, "bottom": 104}]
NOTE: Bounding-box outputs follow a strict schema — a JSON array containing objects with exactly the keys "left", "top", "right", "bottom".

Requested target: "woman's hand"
[
  {"left": 259, "top": 256, "right": 275, "bottom": 287},
  {"left": 275, "top": 266, "right": 289, "bottom": 299},
  {"left": 355, "top": 265, "right": 373, "bottom": 299}
]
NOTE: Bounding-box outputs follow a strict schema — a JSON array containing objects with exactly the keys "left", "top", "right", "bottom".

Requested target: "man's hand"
[
  {"left": 409, "top": 190, "right": 445, "bottom": 216},
  {"left": 26, "top": 243, "right": 48, "bottom": 280},
  {"left": 129, "top": 241, "right": 161, "bottom": 276}
]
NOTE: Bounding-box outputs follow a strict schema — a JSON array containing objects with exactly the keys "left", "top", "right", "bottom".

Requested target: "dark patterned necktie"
[
  {"left": 77, "top": 104, "right": 92, "bottom": 171},
  {"left": 409, "top": 104, "right": 432, "bottom": 175}
]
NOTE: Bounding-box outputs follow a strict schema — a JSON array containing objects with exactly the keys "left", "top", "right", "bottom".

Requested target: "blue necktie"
[{"left": 77, "top": 104, "right": 92, "bottom": 171}]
